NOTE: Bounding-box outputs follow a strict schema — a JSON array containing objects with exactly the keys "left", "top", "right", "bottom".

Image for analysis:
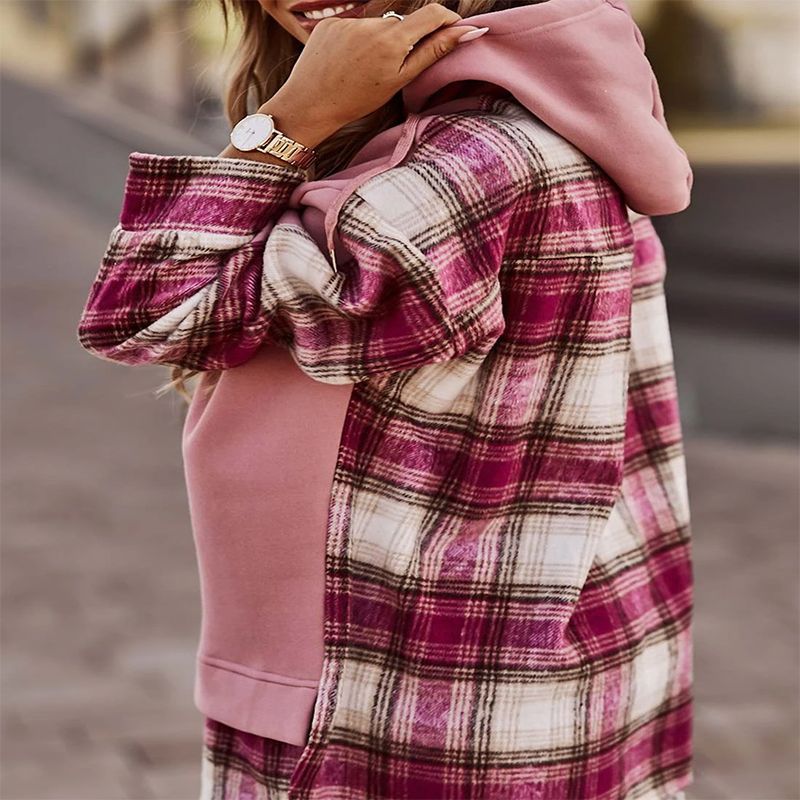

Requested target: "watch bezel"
[{"left": 230, "top": 113, "right": 275, "bottom": 152}]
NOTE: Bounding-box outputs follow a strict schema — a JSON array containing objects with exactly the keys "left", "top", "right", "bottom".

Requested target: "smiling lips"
[
  {"left": 297, "top": 1, "right": 358, "bottom": 17},
  {"left": 291, "top": 0, "right": 369, "bottom": 24}
]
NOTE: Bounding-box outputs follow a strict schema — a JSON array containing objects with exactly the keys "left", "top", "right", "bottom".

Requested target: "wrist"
[{"left": 257, "top": 93, "right": 342, "bottom": 150}]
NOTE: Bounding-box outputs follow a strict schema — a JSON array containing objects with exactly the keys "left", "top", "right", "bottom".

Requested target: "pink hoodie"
[{"left": 182, "top": 0, "right": 691, "bottom": 747}]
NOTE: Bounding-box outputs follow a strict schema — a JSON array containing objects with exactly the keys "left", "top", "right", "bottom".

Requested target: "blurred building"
[
  {"left": 627, "top": 2, "right": 799, "bottom": 440},
  {"left": 0, "top": 0, "right": 226, "bottom": 129},
  {"left": 631, "top": 0, "right": 799, "bottom": 122}
]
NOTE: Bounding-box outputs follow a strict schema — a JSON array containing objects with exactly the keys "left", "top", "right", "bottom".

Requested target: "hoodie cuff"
[
  {"left": 118, "top": 151, "right": 306, "bottom": 235},
  {"left": 194, "top": 656, "right": 318, "bottom": 747}
]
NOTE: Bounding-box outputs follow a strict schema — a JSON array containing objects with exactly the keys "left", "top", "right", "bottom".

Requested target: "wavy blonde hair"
[{"left": 161, "top": 0, "right": 516, "bottom": 402}]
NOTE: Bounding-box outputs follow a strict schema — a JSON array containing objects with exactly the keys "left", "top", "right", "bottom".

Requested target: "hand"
[{"left": 265, "top": 4, "right": 484, "bottom": 142}]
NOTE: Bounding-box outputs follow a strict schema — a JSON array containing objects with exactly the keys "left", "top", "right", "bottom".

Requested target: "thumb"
[{"left": 400, "top": 25, "right": 487, "bottom": 79}]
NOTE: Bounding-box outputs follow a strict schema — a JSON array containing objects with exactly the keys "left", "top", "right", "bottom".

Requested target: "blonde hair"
[{"left": 161, "top": 0, "right": 506, "bottom": 403}]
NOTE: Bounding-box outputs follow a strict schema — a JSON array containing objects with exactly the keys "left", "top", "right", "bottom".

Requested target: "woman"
[{"left": 77, "top": 0, "right": 694, "bottom": 797}]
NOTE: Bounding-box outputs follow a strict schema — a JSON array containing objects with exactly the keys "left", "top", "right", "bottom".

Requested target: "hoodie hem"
[{"left": 194, "top": 655, "right": 319, "bottom": 747}]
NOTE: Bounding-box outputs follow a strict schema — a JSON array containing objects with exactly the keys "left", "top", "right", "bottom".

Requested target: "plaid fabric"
[
  {"left": 200, "top": 720, "right": 305, "bottom": 800},
  {"left": 78, "top": 95, "right": 693, "bottom": 799}
]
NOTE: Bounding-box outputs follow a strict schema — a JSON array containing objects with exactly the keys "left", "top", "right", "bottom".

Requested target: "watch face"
[{"left": 230, "top": 114, "right": 274, "bottom": 151}]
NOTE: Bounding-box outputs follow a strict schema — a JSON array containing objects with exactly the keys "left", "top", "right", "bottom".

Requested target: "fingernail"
[{"left": 457, "top": 26, "right": 489, "bottom": 43}]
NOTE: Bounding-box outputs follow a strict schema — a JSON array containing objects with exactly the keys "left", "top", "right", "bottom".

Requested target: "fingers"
[
  {"left": 394, "top": 3, "right": 462, "bottom": 44},
  {"left": 399, "top": 23, "right": 484, "bottom": 78}
]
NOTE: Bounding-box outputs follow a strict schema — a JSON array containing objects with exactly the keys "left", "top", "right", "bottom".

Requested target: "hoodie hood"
[
  {"left": 290, "top": 0, "right": 692, "bottom": 268},
  {"left": 403, "top": 0, "right": 692, "bottom": 216}
]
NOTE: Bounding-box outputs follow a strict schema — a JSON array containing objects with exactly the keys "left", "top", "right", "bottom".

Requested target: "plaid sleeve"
[
  {"left": 76, "top": 119, "right": 524, "bottom": 379},
  {"left": 76, "top": 152, "right": 305, "bottom": 369},
  {"left": 117, "top": 152, "right": 306, "bottom": 235}
]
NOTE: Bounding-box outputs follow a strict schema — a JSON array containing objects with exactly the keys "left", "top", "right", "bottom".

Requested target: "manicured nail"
[{"left": 457, "top": 26, "right": 489, "bottom": 43}]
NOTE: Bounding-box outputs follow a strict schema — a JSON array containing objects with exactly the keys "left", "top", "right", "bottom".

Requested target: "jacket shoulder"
[{"left": 411, "top": 95, "right": 623, "bottom": 199}]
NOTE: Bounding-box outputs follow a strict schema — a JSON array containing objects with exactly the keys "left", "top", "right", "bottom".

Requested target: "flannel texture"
[{"left": 78, "top": 95, "right": 693, "bottom": 799}]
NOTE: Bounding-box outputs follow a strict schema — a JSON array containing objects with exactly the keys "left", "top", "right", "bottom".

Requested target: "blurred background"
[{"left": 1, "top": 0, "right": 798, "bottom": 798}]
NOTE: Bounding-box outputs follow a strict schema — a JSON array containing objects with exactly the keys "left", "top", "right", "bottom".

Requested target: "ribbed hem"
[{"left": 194, "top": 654, "right": 319, "bottom": 747}]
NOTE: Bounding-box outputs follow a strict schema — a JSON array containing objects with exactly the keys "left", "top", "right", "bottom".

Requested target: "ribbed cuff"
[{"left": 194, "top": 654, "right": 319, "bottom": 747}]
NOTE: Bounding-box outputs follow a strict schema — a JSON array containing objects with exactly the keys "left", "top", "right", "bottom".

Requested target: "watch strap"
[{"left": 256, "top": 130, "right": 316, "bottom": 169}]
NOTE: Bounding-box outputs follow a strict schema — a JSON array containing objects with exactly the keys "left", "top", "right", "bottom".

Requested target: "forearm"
[{"left": 217, "top": 93, "right": 342, "bottom": 165}]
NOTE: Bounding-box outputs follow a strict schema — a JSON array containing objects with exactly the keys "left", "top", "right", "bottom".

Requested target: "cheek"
[
  {"left": 258, "top": 0, "right": 283, "bottom": 21},
  {"left": 257, "top": 0, "right": 309, "bottom": 44}
]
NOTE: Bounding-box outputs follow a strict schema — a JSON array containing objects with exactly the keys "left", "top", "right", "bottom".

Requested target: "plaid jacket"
[{"left": 78, "top": 95, "right": 693, "bottom": 799}]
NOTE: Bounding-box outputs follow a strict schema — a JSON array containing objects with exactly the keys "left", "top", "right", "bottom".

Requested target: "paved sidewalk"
[
  {"left": 1, "top": 160, "right": 798, "bottom": 800},
  {"left": 684, "top": 438, "right": 799, "bottom": 800},
  {"left": 1, "top": 165, "right": 204, "bottom": 799}
]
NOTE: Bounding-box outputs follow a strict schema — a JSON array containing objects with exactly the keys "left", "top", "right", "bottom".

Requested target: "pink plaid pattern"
[{"left": 78, "top": 95, "right": 693, "bottom": 799}]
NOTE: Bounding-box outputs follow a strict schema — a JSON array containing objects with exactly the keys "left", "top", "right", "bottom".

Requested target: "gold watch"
[{"left": 229, "top": 113, "right": 316, "bottom": 169}]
